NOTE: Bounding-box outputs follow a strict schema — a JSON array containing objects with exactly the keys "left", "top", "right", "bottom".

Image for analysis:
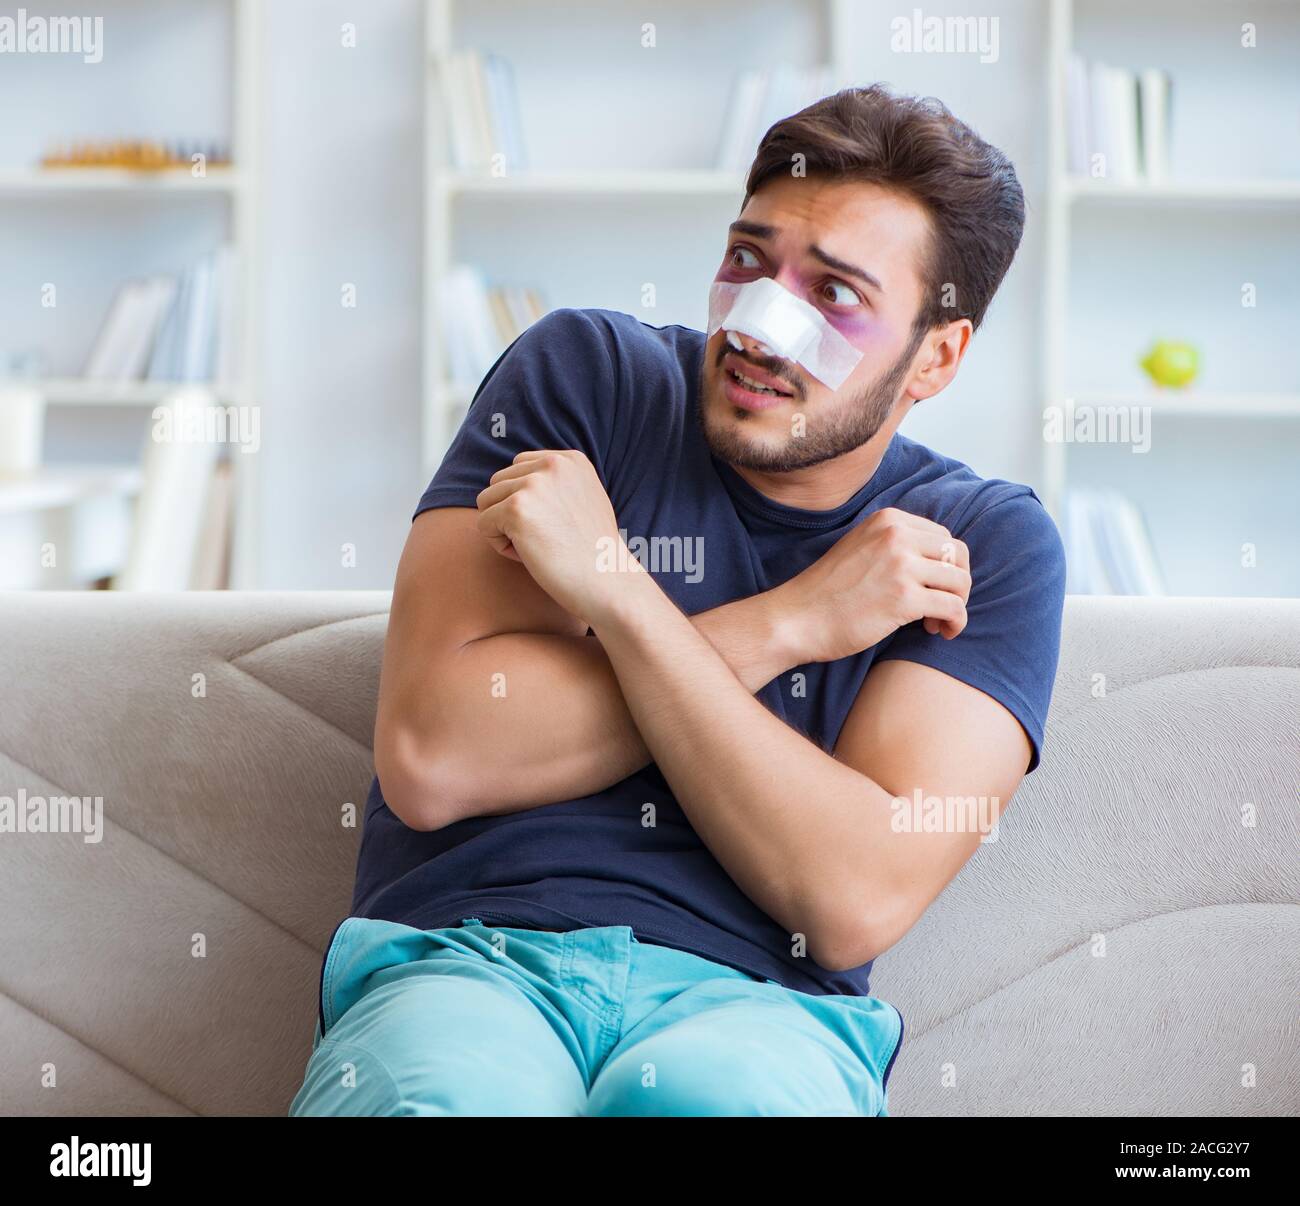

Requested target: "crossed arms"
[{"left": 375, "top": 450, "right": 1033, "bottom": 972}]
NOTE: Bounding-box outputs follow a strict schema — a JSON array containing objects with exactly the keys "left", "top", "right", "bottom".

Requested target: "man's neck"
[{"left": 730, "top": 414, "right": 904, "bottom": 512}]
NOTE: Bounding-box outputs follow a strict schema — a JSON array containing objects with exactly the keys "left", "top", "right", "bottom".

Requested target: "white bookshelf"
[
  {"left": 0, "top": 0, "right": 261, "bottom": 588},
  {"left": 12, "top": 378, "right": 244, "bottom": 407},
  {"left": 422, "top": 0, "right": 851, "bottom": 472},
  {"left": 0, "top": 464, "right": 142, "bottom": 589},
  {"left": 1071, "top": 391, "right": 1300, "bottom": 419},
  {"left": 439, "top": 169, "right": 746, "bottom": 199},
  {"left": 0, "top": 168, "right": 247, "bottom": 196},
  {"left": 424, "top": 0, "right": 1298, "bottom": 597},
  {"left": 1042, "top": 0, "right": 1300, "bottom": 596},
  {"left": 1063, "top": 177, "right": 1300, "bottom": 207}
]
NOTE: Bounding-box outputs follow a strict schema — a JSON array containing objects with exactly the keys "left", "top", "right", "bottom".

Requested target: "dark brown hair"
[{"left": 744, "top": 84, "right": 1025, "bottom": 335}]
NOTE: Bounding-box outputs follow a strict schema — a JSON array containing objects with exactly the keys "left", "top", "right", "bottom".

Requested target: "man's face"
[{"left": 698, "top": 174, "right": 933, "bottom": 472}]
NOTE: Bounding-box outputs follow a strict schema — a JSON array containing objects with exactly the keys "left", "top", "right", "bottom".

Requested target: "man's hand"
[
  {"left": 773, "top": 506, "right": 971, "bottom": 663},
  {"left": 476, "top": 449, "right": 632, "bottom": 624}
]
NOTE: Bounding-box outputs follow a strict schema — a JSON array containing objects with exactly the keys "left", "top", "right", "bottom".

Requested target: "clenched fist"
[
  {"left": 475, "top": 449, "right": 630, "bottom": 623},
  {"left": 775, "top": 507, "right": 971, "bottom": 664}
]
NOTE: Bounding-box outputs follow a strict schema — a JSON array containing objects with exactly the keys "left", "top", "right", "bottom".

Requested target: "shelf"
[
  {"left": 0, "top": 168, "right": 246, "bottom": 198},
  {"left": 2, "top": 379, "right": 240, "bottom": 406},
  {"left": 437, "top": 169, "right": 745, "bottom": 199},
  {"left": 1061, "top": 176, "right": 1300, "bottom": 208},
  {"left": 1065, "top": 391, "right": 1300, "bottom": 418},
  {"left": 0, "top": 464, "right": 142, "bottom": 516}
]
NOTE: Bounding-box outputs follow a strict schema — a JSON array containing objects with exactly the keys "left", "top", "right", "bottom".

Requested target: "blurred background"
[{"left": 0, "top": 0, "right": 1296, "bottom": 595}]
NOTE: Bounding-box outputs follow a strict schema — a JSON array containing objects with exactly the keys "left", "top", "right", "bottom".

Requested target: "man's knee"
[
  {"left": 290, "top": 1038, "right": 411, "bottom": 1116},
  {"left": 586, "top": 1015, "right": 876, "bottom": 1117},
  {"left": 292, "top": 972, "right": 586, "bottom": 1116}
]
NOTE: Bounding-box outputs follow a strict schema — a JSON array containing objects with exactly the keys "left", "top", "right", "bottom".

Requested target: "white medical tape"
[{"left": 706, "top": 276, "right": 864, "bottom": 391}]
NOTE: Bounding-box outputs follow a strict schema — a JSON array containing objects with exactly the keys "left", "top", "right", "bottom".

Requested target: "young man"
[{"left": 292, "top": 85, "right": 1066, "bottom": 1117}]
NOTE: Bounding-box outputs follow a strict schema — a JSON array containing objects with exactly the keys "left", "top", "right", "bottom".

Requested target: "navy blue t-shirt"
[{"left": 351, "top": 307, "right": 1066, "bottom": 997}]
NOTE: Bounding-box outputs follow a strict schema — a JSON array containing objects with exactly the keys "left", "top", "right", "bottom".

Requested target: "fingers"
[
  {"left": 484, "top": 460, "right": 541, "bottom": 487},
  {"left": 916, "top": 555, "right": 972, "bottom": 601},
  {"left": 873, "top": 507, "right": 969, "bottom": 570},
  {"left": 475, "top": 474, "right": 529, "bottom": 512},
  {"left": 510, "top": 449, "right": 568, "bottom": 464},
  {"left": 916, "top": 586, "right": 968, "bottom": 640},
  {"left": 915, "top": 554, "right": 970, "bottom": 639},
  {"left": 474, "top": 500, "right": 516, "bottom": 557},
  {"left": 910, "top": 527, "right": 969, "bottom": 571},
  {"left": 479, "top": 449, "right": 587, "bottom": 509},
  {"left": 876, "top": 508, "right": 970, "bottom": 640},
  {"left": 475, "top": 450, "right": 585, "bottom": 560}
]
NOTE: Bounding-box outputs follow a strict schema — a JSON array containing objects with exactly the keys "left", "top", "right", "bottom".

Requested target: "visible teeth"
[{"left": 732, "top": 369, "right": 781, "bottom": 395}]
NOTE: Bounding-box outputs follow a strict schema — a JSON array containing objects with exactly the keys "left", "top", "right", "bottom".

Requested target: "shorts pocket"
[
  {"left": 317, "top": 916, "right": 357, "bottom": 1039},
  {"left": 883, "top": 1002, "right": 904, "bottom": 1091},
  {"left": 825, "top": 993, "right": 904, "bottom": 1087}
]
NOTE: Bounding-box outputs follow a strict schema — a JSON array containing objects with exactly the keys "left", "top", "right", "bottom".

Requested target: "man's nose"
[{"left": 726, "top": 329, "right": 779, "bottom": 360}]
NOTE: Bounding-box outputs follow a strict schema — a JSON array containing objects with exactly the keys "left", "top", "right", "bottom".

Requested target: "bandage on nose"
[
  {"left": 726, "top": 330, "right": 774, "bottom": 358},
  {"left": 707, "top": 276, "right": 863, "bottom": 391}
]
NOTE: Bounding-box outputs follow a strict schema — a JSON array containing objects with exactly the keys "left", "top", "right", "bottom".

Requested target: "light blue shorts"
[{"left": 289, "top": 915, "right": 904, "bottom": 1117}]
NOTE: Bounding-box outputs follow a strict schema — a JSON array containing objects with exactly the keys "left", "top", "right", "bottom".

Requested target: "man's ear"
[{"left": 905, "top": 319, "right": 972, "bottom": 404}]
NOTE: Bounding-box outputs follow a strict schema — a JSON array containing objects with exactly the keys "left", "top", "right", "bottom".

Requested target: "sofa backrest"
[{"left": 0, "top": 591, "right": 1295, "bottom": 1115}]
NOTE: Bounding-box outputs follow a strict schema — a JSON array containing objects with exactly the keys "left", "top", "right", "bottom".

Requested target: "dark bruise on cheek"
[{"left": 822, "top": 308, "right": 873, "bottom": 342}]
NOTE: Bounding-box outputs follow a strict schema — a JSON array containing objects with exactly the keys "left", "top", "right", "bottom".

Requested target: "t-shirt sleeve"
[
  {"left": 873, "top": 491, "right": 1067, "bottom": 773},
  {"left": 413, "top": 307, "right": 622, "bottom": 520}
]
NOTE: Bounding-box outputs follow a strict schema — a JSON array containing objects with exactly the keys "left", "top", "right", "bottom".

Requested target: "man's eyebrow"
[
  {"left": 727, "top": 219, "right": 775, "bottom": 241},
  {"left": 810, "top": 244, "right": 883, "bottom": 293},
  {"left": 726, "top": 221, "right": 884, "bottom": 294}
]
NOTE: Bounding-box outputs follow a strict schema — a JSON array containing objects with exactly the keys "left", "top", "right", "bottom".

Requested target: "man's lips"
[{"left": 720, "top": 351, "right": 798, "bottom": 411}]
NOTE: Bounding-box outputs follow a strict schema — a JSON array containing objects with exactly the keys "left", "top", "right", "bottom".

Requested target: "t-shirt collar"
[{"left": 711, "top": 436, "right": 903, "bottom": 531}]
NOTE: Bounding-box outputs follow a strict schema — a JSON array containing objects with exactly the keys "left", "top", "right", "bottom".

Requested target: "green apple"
[{"left": 1140, "top": 340, "right": 1200, "bottom": 388}]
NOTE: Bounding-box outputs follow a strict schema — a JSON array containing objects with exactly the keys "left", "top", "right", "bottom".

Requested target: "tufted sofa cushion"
[{"left": 0, "top": 591, "right": 1296, "bottom": 1116}]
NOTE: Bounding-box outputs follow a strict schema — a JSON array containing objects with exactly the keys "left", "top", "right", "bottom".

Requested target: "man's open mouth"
[{"left": 722, "top": 352, "right": 797, "bottom": 398}]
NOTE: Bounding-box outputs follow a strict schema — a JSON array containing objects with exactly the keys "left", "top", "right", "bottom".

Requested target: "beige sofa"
[{"left": 1, "top": 591, "right": 1296, "bottom": 1116}]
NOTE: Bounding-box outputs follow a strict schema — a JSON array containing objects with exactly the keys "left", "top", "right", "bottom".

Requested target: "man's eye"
[
  {"left": 821, "top": 280, "right": 859, "bottom": 306},
  {"left": 730, "top": 246, "right": 761, "bottom": 269}
]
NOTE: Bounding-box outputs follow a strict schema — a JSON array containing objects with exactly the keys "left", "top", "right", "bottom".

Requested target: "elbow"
[
  {"left": 373, "top": 720, "right": 465, "bottom": 832},
  {"left": 806, "top": 894, "right": 911, "bottom": 972}
]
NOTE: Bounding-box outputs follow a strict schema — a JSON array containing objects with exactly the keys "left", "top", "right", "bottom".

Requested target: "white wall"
[
  {"left": 248, "top": 0, "right": 1048, "bottom": 588},
  {"left": 251, "top": 0, "right": 1052, "bottom": 589},
  {"left": 255, "top": 0, "right": 423, "bottom": 588},
  {"left": 6, "top": 1, "right": 1289, "bottom": 591},
  {"left": 834, "top": 0, "right": 1049, "bottom": 493}
]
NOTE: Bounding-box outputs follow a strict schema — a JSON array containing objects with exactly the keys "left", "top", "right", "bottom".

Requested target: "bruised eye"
[
  {"left": 820, "top": 279, "right": 860, "bottom": 306},
  {"left": 729, "top": 245, "right": 761, "bottom": 270}
]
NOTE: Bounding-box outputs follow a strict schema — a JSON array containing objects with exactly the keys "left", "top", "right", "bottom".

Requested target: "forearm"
[
  {"left": 411, "top": 586, "right": 802, "bottom": 823},
  {"left": 588, "top": 565, "right": 904, "bottom": 968}
]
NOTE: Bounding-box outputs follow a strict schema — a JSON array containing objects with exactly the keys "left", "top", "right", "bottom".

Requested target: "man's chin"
[{"left": 699, "top": 404, "right": 797, "bottom": 471}]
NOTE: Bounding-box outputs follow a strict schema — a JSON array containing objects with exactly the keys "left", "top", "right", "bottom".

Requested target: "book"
[
  {"left": 83, "top": 277, "right": 176, "bottom": 380},
  {"left": 441, "top": 49, "right": 527, "bottom": 172},
  {"left": 1087, "top": 60, "right": 1114, "bottom": 180},
  {"left": 189, "top": 457, "right": 235, "bottom": 590},
  {"left": 116, "top": 388, "right": 223, "bottom": 591},
  {"left": 1063, "top": 489, "right": 1165, "bottom": 595},
  {"left": 441, "top": 52, "right": 477, "bottom": 170},
  {"left": 1138, "top": 68, "right": 1171, "bottom": 182},
  {"left": 1069, "top": 56, "right": 1174, "bottom": 185},
  {"left": 180, "top": 255, "right": 214, "bottom": 382},
  {"left": 717, "top": 70, "right": 768, "bottom": 174},
  {"left": 147, "top": 268, "right": 189, "bottom": 381},
  {"left": 716, "top": 65, "right": 836, "bottom": 173},
  {"left": 1108, "top": 66, "right": 1141, "bottom": 182},
  {"left": 464, "top": 51, "right": 495, "bottom": 171},
  {"left": 439, "top": 266, "right": 548, "bottom": 389}
]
